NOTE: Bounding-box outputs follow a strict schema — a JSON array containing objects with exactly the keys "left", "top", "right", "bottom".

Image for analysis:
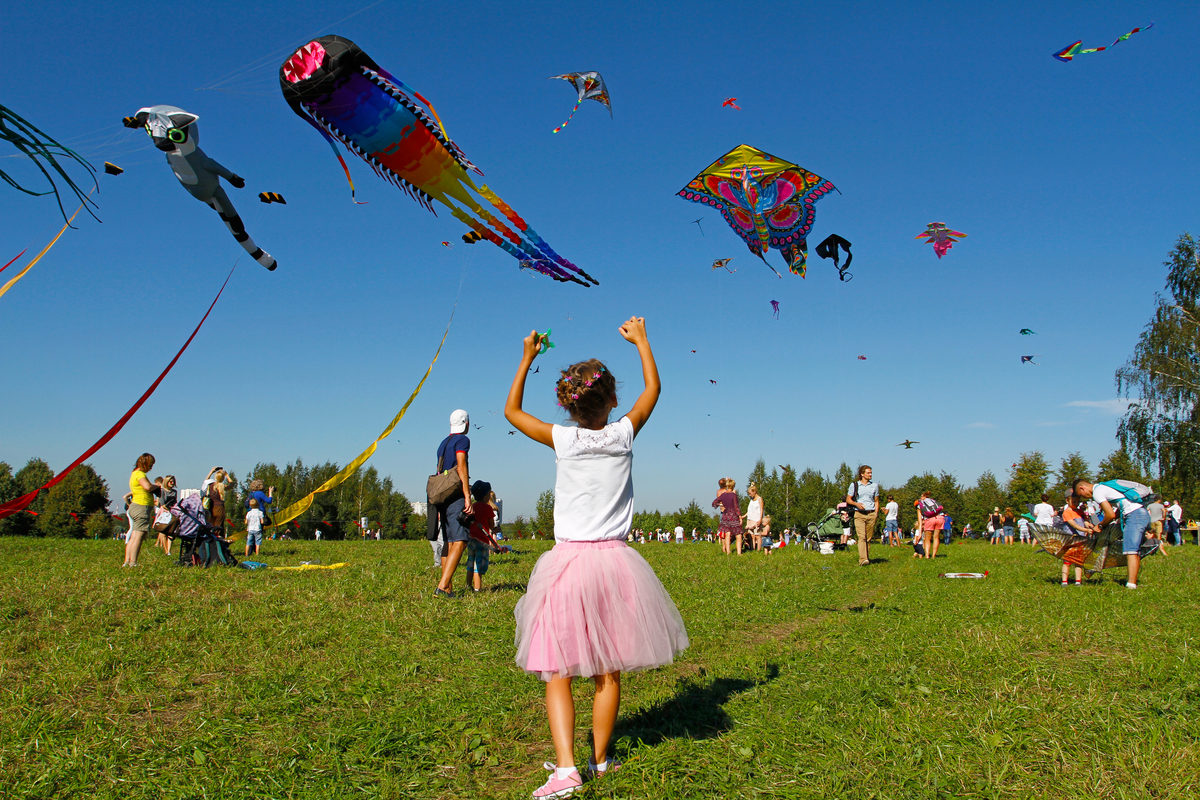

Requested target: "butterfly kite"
[
  {"left": 679, "top": 144, "right": 836, "bottom": 278},
  {"left": 917, "top": 222, "right": 966, "bottom": 259},
  {"left": 281, "top": 35, "right": 595, "bottom": 286},
  {"left": 711, "top": 258, "right": 735, "bottom": 273},
  {"left": 815, "top": 234, "right": 853, "bottom": 281},
  {"left": 549, "top": 71, "right": 611, "bottom": 133},
  {"left": 1053, "top": 23, "right": 1153, "bottom": 62},
  {"left": 1033, "top": 521, "right": 1159, "bottom": 573}
]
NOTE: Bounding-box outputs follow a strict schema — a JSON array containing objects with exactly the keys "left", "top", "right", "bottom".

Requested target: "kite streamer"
[
  {"left": 0, "top": 266, "right": 236, "bottom": 519},
  {"left": 0, "top": 249, "right": 26, "bottom": 275},
  {"left": 267, "top": 311, "right": 455, "bottom": 528},
  {"left": 0, "top": 195, "right": 90, "bottom": 300}
]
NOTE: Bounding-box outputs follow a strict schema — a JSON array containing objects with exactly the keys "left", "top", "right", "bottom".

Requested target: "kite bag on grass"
[{"left": 174, "top": 493, "right": 238, "bottom": 568}]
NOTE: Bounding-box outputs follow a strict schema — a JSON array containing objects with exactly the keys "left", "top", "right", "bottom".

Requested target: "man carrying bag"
[{"left": 427, "top": 409, "right": 473, "bottom": 596}]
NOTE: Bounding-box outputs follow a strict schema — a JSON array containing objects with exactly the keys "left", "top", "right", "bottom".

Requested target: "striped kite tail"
[
  {"left": 476, "top": 184, "right": 597, "bottom": 286},
  {"left": 552, "top": 100, "right": 582, "bottom": 133}
]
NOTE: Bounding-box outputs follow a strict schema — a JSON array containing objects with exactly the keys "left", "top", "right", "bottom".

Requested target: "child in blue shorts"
[{"left": 464, "top": 480, "right": 499, "bottom": 593}]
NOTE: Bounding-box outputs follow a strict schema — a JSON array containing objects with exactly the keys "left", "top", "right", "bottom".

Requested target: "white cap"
[{"left": 449, "top": 409, "right": 469, "bottom": 434}]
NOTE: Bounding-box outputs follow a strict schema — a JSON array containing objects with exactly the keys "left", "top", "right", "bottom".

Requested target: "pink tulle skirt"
[{"left": 515, "top": 540, "right": 689, "bottom": 681}]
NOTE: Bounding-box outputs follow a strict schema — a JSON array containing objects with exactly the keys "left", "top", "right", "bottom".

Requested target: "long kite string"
[
  {"left": 0, "top": 265, "right": 237, "bottom": 519},
  {"left": 0, "top": 192, "right": 92, "bottom": 300}
]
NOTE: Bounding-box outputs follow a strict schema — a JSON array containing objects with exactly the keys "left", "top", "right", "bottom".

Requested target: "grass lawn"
[{"left": 2, "top": 535, "right": 1199, "bottom": 799}]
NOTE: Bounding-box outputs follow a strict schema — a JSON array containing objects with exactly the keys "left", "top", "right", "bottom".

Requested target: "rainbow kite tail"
[
  {"left": 553, "top": 100, "right": 583, "bottom": 133},
  {"left": 302, "top": 116, "right": 367, "bottom": 203},
  {"left": 476, "top": 184, "right": 597, "bottom": 286},
  {"left": 781, "top": 240, "right": 808, "bottom": 278}
]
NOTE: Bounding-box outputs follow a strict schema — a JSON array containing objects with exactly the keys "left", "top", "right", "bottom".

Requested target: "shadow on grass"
[
  {"left": 484, "top": 581, "right": 527, "bottom": 593},
  {"left": 613, "top": 664, "right": 779, "bottom": 747}
]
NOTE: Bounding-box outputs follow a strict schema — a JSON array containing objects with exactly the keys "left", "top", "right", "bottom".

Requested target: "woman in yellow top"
[{"left": 123, "top": 453, "right": 160, "bottom": 567}]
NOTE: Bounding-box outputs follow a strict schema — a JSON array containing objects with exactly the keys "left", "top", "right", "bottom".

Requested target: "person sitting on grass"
[
  {"left": 912, "top": 529, "right": 926, "bottom": 558},
  {"left": 1070, "top": 478, "right": 1151, "bottom": 590},
  {"left": 245, "top": 498, "right": 265, "bottom": 558},
  {"left": 464, "top": 480, "right": 500, "bottom": 593}
]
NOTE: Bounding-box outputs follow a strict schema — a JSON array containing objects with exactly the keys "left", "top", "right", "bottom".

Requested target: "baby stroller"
[
  {"left": 804, "top": 508, "right": 847, "bottom": 550},
  {"left": 175, "top": 493, "right": 238, "bottom": 567}
]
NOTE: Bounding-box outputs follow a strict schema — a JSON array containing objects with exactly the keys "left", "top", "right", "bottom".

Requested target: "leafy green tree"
[
  {"left": 6, "top": 459, "right": 54, "bottom": 536},
  {"left": 674, "top": 500, "right": 709, "bottom": 535},
  {"left": 1116, "top": 232, "right": 1200, "bottom": 508},
  {"left": 1051, "top": 452, "right": 1092, "bottom": 498},
  {"left": 0, "top": 462, "right": 18, "bottom": 536},
  {"left": 1096, "top": 448, "right": 1150, "bottom": 485},
  {"left": 534, "top": 489, "right": 555, "bottom": 539},
  {"left": 1006, "top": 451, "right": 1050, "bottom": 513},
  {"left": 85, "top": 512, "right": 116, "bottom": 540},
  {"left": 38, "top": 465, "right": 108, "bottom": 538},
  {"left": 962, "top": 470, "right": 1005, "bottom": 529}
]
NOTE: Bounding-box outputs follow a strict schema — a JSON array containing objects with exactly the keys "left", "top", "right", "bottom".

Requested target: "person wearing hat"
[{"left": 431, "top": 409, "right": 474, "bottom": 597}]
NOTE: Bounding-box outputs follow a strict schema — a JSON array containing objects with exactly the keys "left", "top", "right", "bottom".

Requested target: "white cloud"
[
  {"left": 965, "top": 421, "right": 995, "bottom": 429},
  {"left": 1064, "top": 399, "right": 1133, "bottom": 415}
]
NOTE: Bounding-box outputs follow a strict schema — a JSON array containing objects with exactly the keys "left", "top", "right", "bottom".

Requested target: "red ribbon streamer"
[
  {"left": 0, "top": 249, "right": 27, "bottom": 275},
  {"left": 0, "top": 266, "right": 237, "bottom": 519}
]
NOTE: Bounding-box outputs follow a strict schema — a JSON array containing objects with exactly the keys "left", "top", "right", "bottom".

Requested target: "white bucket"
[{"left": 819, "top": 542, "right": 834, "bottom": 555}]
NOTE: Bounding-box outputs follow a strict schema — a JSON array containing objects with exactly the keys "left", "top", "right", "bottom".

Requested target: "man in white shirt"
[
  {"left": 1167, "top": 500, "right": 1183, "bottom": 545},
  {"left": 883, "top": 495, "right": 900, "bottom": 546},
  {"left": 1071, "top": 479, "right": 1151, "bottom": 589},
  {"left": 1032, "top": 494, "right": 1055, "bottom": 526},
  {"left": 674, "top": 525, "right": 684, "bottom": 543}
]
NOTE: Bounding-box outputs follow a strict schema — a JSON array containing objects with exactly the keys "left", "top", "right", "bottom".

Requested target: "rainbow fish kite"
[
  {"left": 917, "top": 222, "right": 966, "bottom": 259},
  {"left": 678, "top": 144, "right": 836, "bottom": 278},
  {"left": 549, "top": 71, "right": 612, "bottom": 133},
  {"left": 1053, "top": 23, "right": 1153, "bottom": 61},
  {"left": 281, "top": 35, "right": 596, "bottom": 287}
]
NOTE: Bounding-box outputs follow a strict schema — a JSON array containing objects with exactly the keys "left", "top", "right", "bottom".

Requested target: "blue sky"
[{"left": 2, "top": 0, "right": 1191, "bottom": 519}]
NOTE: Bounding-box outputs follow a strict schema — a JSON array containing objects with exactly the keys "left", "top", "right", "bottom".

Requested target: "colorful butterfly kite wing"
[
  {"left": 916, "top": 222, "right": 966, "bottom": 258},
  {"left": 678, "top": 144, "right": 835, "bottom": 276}
]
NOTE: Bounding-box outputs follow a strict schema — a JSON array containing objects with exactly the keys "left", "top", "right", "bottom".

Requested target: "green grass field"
[{"left": 2, "top": 536, "right": 1199, "bottom": 799}]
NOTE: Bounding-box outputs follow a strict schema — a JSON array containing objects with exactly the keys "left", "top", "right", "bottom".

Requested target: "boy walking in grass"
[
  {"left": 464, "top": 481, "right": 499, "bottom": 593},
  {"left": 245, "top": 498, "right": 264, "bottom": 558}
]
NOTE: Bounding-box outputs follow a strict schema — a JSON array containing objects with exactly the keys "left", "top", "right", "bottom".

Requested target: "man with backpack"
[{"left": 1070, "top": 479, "right": 1152, "bottom": 589}]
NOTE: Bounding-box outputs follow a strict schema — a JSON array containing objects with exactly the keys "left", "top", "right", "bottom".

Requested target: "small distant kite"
[
  {"left": 679, "top": 144, "right": 836, "bottom": 278},
  {"left": 722, "top": 98, "right": 741, "bottom": 110},
  {"left": 857, "top": 355, "right": 867, "bottom": 361},
  {"left": 441, "top": 241, "right": 452, "bottom": 247},
  {"left": 1021, "top": 355, "right": 1038, "bottom": 364},
  {"left": 549, "top": 71, "right": 612, "bottom": 133},
  {"left": 770, "top": 299, "right": 780, "bottom": 319},
  {"left": 103, "top": 162, "right": 123, "bottom": 176},
  {"left": 897, "top": 439, "right": 919, "bottom": 449},
  {"left": 1019, "top": 328, "right": 1037, "bottom": 335},
  {"left": 691, "top": 218, "right": 705, "bottom": 236},
  {"left": 711, "top": 258, "right": 735, "bottom": 273},
  {"left": 507, "top": 430, "right": 516, "bottom": 435},
  {"left": 709, "top": 379, "right": 718, "bottom": 385},
  {"left": 815, "top": 234, "right": 853, "bottom": 281},
  {"left": 673, "top": 443, "right": 681, "bottom": 449},
  {"left": 916, "top": 222, "right": 966, "bottom": 259},
  {"left": 258, "top": 191, "right": 286, "bottom": 204},
  {"left": 1053, "top": 23, "right": 1153, "bottom": 62}
]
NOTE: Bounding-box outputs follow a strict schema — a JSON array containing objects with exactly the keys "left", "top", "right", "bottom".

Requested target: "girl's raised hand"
[
  {"left": 522, "top": 329, "right": 542, "bottom": 362},
  {"left": 618, "top": 316, "right": 648, "bottom": 345}
]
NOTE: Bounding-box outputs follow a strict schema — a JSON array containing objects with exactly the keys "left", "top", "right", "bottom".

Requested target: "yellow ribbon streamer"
[
  {"left": 268, "top": 313, "right": 454, "bottom": 528},
  {"left": 0, "top": 193, "right": 91, "bottom": 300},
  {"left": 270, "top": 562, "right": 348, "bottom": 571}
]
